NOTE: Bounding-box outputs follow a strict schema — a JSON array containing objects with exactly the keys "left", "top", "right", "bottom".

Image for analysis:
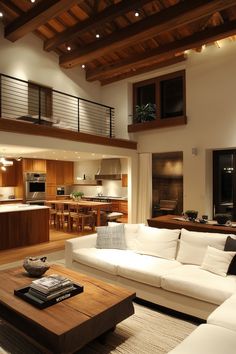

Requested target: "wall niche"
[{"left": 152, "top": 151, "right": 183, "bottom": 216}]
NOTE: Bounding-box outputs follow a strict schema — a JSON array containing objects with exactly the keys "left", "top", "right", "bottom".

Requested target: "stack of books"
[{"left": 26, "top": 274, "right": 75, "bottom": 303}]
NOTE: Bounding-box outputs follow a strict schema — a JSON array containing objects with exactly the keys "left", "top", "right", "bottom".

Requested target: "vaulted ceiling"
[{"left": 1, "top": 0, "right": 236, "bottom": 85}]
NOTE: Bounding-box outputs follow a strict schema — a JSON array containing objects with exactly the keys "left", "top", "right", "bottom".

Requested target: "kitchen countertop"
[{"left": 0, "top": 204, "right": 49, "bottom": 213}]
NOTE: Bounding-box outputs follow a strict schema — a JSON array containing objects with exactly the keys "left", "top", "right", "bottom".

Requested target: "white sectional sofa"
[{"left": 65, "top": 223, "right": 236, "bottom": 321}]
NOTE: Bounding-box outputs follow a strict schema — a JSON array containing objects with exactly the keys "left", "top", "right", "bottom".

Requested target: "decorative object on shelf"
[
  {"left": 132, "top": 103, "right": 156, "bottom": 123},
  {"left": 70, "top": 191, "right": 84, "bottom": 201},
  {"left": 215, "top": 213, "right": 231, "bottom": 225},
  {"left": 23, "top": 256, "right": 50, "bottom": 277},
  {"left": 185, "top": 210, "right": 198, "bottom": 222}
]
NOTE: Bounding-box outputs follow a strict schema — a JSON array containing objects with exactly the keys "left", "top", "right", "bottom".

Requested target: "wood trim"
[
  {"left": 44, "top": 0, "right": 152, "bottom": 51},
  {"left": 59, "top": 0, "right": 236, "bottom": 68},
  {"left": 128, "top": 116, "right": 187, "bottom": 133},
  {"left": 5, "top": 0, "right": 82, "bottom": 42},
  {"left": 0, "top": 118, "right": 137, "bottom": 150}
]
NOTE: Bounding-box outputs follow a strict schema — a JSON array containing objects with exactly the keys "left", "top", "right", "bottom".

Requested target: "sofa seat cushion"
[
  {"left": 207, "top": 293, "right": 236, "bottom": 331},
  {"left": 118, "top": 255, "right": 181, "bottom": 287},
  {"left": 161, "top": 265, "right": 236, "bottom": 305},
  {"left": 72, "top": 248, "right": 138, "bottom": 275},
  {"left": 168, "top": 324, "right": 236, "bottom": 354}
]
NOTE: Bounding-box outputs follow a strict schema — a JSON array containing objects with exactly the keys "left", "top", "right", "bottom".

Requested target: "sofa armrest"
[{"left": 65, "top": 233, "right": 97, "bottom": 268}]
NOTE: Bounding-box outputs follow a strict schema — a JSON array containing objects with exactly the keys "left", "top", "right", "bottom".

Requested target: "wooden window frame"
[{"left": 129, "top": 70, "right": 186, "bottom": 133}]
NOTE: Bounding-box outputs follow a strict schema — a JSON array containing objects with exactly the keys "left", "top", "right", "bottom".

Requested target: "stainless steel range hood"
[{"left": 95, "top": 158, "right": 121, "bottom": 180}]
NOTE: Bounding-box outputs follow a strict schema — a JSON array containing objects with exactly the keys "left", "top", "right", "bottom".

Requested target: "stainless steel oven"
[{"left": 25, "top": 172, "right": 46, "bottom": 202}]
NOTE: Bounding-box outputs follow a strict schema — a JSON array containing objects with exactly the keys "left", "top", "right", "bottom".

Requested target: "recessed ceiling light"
[
  {"left": 0, "top": 12, "right": 3, "bottom": 18},
  {"left": 67, "top": 46, "right": 71, "bottom": 51},
  {"left": 96, "top": 34, "right": 100, "bottom": 39},
  {"left": 81, "top": 64, "right": 85, "bottom": 69},
  {"left": 134, "top": 11, "right": 140, "bottom": 17},
  {"left": 31, "top": 0, "right": 36, "bottom": 3}
]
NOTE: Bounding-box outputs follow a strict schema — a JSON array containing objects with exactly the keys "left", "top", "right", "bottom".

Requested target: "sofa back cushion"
[
  {"left": 177, "top": 228, "right": 229, "bottom": 265},
  {"left": 96, "top": 223, "right": 127, "bottom": 250},
  {"left": 108, "top": 222, "right": 144, "bottom": 250},
  {"left": 200, "top": 246, "right": 236, "bottom": 277},
  {"left": 135, "top": 225, "right": 180, "bottom": 260}
]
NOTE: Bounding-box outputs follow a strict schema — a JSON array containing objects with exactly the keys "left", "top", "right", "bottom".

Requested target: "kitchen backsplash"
[
  {"left": 72, "top": 180, "right": 127, "bottom": 198},
  {"left": 0, "top": 187, "right": 15, "bottom": 198}
]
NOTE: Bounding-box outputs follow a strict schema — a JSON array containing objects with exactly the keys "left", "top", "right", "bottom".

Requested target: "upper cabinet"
[
  {"left": 122, "top": 174, "right": 128, "bottom": 187},
  {"left": 56, "top": 161, "right": 73, "bottom": 185},
  {"left": 23, "top": 159, "right": 46, "bottom": 173},
  {"left": 0, "top": 161, "right": 17, "bottom": 187}
]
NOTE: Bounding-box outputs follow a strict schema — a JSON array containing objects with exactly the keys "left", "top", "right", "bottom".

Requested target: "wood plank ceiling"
[{"left": 1, "top": 0, "right": 236, "bottom": 85}]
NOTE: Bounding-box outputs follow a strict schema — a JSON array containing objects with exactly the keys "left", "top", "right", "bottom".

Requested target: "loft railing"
[{"left": 0, "top": 73, "right": 115, "bottom": 138}]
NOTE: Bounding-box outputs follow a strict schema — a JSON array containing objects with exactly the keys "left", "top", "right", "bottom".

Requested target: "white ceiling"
[{"left": 0, "top": 144, "right": 118, "bottom": 162}]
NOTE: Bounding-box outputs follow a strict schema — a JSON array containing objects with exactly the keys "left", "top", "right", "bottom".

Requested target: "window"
[
  {"left": 130, "top": 70, "right": 186, "bottom": 131},
  {"left": 28, "top": 82, "right": 52, "bottom": 118}
]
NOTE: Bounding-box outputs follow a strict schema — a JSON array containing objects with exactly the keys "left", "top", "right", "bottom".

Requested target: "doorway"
[
  {"left": 152, "top": 152, "right": 183, "bottom": 217},
  {"left": 213, "top": 150, "right": 236, "bottom": 220}
]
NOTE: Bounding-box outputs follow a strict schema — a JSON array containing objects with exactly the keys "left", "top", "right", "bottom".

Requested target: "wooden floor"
[{"left": 0, "top": 228, "right": 93, "bottom": 266}]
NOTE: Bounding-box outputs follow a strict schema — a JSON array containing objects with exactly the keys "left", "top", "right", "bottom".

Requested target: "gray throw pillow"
[{"left": 96, "top": 224, "right": 126, "bottom": 250}]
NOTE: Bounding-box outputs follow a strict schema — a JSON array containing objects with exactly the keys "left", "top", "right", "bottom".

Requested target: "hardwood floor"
[{"left": 0, "top": 228, "right": 93, "bottom": 266}]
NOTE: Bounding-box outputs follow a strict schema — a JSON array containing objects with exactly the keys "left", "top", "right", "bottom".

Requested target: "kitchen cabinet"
[
  {"left": 23, "top": 159, "right": 46, "bottom": 173},
  {"left": 122, "top": 174, "right": 128, "bottom": 187},
  {"left": 46, "top": 160, "right": 57, "bottom": 184},
  {"left": 55, "top": 161, "right": 73, "bottom": 185},
  {"left": 0, "top": 160, "right": 17, "bottom": 186}
]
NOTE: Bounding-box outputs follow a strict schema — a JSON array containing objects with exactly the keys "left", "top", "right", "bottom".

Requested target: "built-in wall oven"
[{"left": 25, "top": 172, "right": 46, "bottom": 204}]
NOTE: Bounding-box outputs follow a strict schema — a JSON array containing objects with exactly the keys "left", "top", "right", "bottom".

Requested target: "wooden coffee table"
[{"left": 0, "top": 264, "right": 135, "bottom": 353}]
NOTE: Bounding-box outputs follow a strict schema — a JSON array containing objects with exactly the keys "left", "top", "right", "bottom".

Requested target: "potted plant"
[
  {"left": 215, "top": 213, "right": 231, "bottom": 225},
  {"left": 185, "top": 210, "right": 198, "bottom": 221},
  {"left": 70, "top": 191, "right": 84, "bottom": 201},
  {"left": 133, "top": 103, "right": 156, "bottom": 123}
]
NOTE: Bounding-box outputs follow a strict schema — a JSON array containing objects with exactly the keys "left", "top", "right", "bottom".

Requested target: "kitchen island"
[{"left": 0, "top": 204, "right": 49, "bottom": 250}]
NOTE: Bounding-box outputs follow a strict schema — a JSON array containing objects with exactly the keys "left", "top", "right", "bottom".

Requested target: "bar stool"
[{"left": 69, "top": 204, "right": 95, "bottom": 232}]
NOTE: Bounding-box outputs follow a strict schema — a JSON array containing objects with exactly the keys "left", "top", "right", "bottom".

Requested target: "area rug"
[{"left": 0, "top": 255, "right": 197, "bottom": 353}]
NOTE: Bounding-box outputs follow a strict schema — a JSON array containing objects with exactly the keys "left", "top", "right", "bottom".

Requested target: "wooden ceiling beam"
[
  {"left": 59, "top": 0, "right": 236, "bottom": 68},
  {"left": 44, "top": 0, "right": 152, "bottom": 51},
  {"left": 100, "top": 55, "right": 187, "bottom": 86},
  {"left": 4, "top": 0, "right": 82, "bottom": 42},
  {"left": 86, "top": 19, "right": 236, "bottom": 82}
]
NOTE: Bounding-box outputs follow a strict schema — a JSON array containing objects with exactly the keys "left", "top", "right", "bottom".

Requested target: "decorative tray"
[{"left": 14, "top": 283, "right": 84, "bottom": 309}]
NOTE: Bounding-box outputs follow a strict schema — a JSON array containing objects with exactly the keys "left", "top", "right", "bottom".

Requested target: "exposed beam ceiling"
[
  {"left": 5, "top": 0, "right": 82, "bottom": 42},
  {"left": 59, "top": 0, "right": 236, "bottom": 68},
  {"left": 2, "top": 0, "right": 236, "bottom": 84}
]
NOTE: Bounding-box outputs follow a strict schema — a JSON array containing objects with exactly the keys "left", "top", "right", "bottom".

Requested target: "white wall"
[{"left": 101, "top": 38, "right": 236, "bottom": 218}]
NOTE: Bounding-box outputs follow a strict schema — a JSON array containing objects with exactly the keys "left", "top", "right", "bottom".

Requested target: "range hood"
[{"left": 95, "top": 158, "right": 121, "bottom": 180}]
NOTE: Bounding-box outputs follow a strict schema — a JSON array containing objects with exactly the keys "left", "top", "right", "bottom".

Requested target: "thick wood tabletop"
[{"left": 0, "top": 264, "right": 135, "bottom": 353}]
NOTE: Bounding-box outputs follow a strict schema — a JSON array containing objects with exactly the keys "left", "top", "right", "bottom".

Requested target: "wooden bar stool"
[
  {"left": 69, "top": 204, "right": 95, "bottom": 232},
  {"left": 55, "top": 203, "right": 70, "bottom": 231},
  {"left": 45, "top": 201, "right": 56, "bottom": 227}
]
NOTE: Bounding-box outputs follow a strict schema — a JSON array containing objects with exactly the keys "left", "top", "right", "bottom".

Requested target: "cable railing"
[{"left": 0, "top": 73, "right": 115, "bottom": 138}]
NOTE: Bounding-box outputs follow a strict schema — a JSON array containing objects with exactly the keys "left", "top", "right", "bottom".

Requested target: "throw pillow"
[
  {"left": 96, "top": 223, "right": 127, "bottom": 250},
  {"left": 108, "top": 222, "right": 144, "bottom": 250},
  {"left": 224, "top": 236, "right": 236, "bottom": 275},
  {"left": 200, "top": 246, "right": 236, "bottom": 277},
  {"left": 176, "top": 228, "right": 230, "bottom": 266},
  {"left": 135, "top": 225, "right": 180, "bottom": 260}
]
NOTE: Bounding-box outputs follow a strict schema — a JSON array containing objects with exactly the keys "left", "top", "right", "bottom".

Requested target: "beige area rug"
[{"left": 0, "top": 254, "right": 197, "bottom": 353}]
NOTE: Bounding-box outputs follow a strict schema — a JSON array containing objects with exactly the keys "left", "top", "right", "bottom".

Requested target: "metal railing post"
[
  {"left": 0, "top": 74, "right": 2, "bottom": 118},
  {"left": 38, "top": 85, "right": 41, "bottom": 124},
  {"left": 109, "top": 108, "right": 112, "bottom": 138}
]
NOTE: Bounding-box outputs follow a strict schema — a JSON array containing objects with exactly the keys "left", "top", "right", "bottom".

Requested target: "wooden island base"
[{"left": 0, "top": 207, "right": 49, "bottom": 250}]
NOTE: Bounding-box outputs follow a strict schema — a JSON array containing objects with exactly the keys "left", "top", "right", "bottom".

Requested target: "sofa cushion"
[
  {"left": 135, "top": 225, "right": 180, "bottom": 260},
  {"left": 224, "top": 236, "right": 236, "bottom": 275},
  {"left": 207, "top": 293, "right": 236, "bottom": 332},
  {"left": 200, "top": 246, "right": 236, "bottom": 277},
  {"left": 117, "top": 255, "right": 181, "bottom": 287},
  {"left": 161, "top": 264, "right": 236, "bottom": 305},
  {"left": 108, "top": 222, "right": 144, "bottom": 250},
  {"left": 176, "top": 228, "right": 229, "bottom": 265},
  {"left": 168, "top": 324, "right": 236, "bottom": 354},
  {"left": 96, "top": 223, "right": 126, "bottom": 250},
  {"left": 72, "top": 248, "right": 136, "bottom": 275}
]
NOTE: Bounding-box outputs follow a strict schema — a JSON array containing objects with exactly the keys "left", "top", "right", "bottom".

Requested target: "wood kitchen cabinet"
[
  {"left": 55, "top": 161, "right": 73, "bottom": 185},
  {"left": 23, "top": 159, "right": 46, "bottom": 173},
  {"left": 122, "top": 174, "right": 128, "bottom": 187},
  {"left": 0, "top": 160, "right": 17, "bottom": 186}
]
